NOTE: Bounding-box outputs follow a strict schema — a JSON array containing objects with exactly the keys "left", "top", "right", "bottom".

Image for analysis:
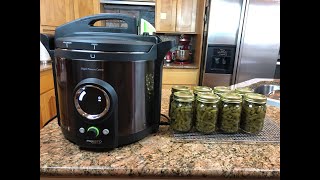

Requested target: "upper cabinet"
[
  {"left": 40, "top": 0, "right": 102, "bottom": 34},
  {"left": 155, "top": 0, "right": 198, "bottom": 33}
]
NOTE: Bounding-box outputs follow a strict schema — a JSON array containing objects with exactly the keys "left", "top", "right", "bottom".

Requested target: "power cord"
[{"left": 160, "top": 114, "right": 170, "bottom": 125}]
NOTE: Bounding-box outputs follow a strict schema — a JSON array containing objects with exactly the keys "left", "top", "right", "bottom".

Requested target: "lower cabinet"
[{"left": 40, "top": 69, "right": 57, "bottom": 129}]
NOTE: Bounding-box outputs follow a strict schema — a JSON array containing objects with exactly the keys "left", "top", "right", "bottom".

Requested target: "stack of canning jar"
[
  {"left": 170, "top": 91, "right": 195, "bottom": 133},
  {"left": 168, "top": 85, "right": 267, "bottom": 135}
]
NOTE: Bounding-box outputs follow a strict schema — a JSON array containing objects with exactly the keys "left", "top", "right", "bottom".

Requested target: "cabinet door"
[
  {"left": 176, "top": 0, "right": 197, "bottom": 32},
  {"left": 155, "top": 0, "right": 177, "bottom": 32},
  {"left": 73, "top": 0, "right": 101, "bottom": 19},
  {"left": 40, "top": 89, "right": 57, "bottom": 129},
  {"left": 40, "top": 0, "right": 75, "bottom": 27}
]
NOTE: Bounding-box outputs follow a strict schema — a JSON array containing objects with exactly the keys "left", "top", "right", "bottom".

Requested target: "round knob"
[
  {"left": 87, "top": 126, "right": 99, "bottom": 138},
  {"left": 74, "top": 85, "right": 110, "bottom": 120}
]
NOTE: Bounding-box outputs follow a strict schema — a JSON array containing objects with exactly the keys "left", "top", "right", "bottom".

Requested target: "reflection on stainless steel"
[
  {"left": 207, "top": 0, "right": 242, "bottom": 45},
  {"left": 201, "top": 0, "right": 280, "bottom": 88},
  {"left": 233, "top": 0, "right": 280, "bottom": 84}
]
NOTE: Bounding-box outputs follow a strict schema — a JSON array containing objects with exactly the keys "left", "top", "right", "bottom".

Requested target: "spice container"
[
  {"left": 235, "top": 87, "right": 254, "bottom": 98},
  {"left": 218, "top": 93, "right": 242, "bottom": 133},
  {"left": 213, "top": 86, "right": 232, "bottom": 97},
  {"left": 170, "top": 91, "right": 195, "bottom": 133},
  {"left": 169, "top": 85, "right": 190, "bottom": 118},
  {"left": 195, "top": 93, "right": 220, "bottom": 134},
  {"left": 240, "top": 93, "right": 267, "bottom": 134}
]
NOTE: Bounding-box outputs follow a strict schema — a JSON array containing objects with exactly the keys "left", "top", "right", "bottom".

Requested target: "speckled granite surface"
[
  {"left": 40, "top": 62, "right": 52, "bottom": 72},
  {"left": 40, "top": 79, "right": 280, "bottom": 178}
]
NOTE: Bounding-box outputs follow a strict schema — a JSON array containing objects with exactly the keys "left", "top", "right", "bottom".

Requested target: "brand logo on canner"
[
  {"left": 86, "top": 140, "right": 102, "bottom": 144},
  {"left": 81, "top": 67, "right": 104, "bottom": 72}
]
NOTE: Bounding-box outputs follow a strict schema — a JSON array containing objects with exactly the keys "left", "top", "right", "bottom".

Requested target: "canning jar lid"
[
  {"left": 197, "top": 93, "right": 220, "bottom": 103},
  {"left": 193, "top": 86, "right": 212, "bottom": 94},
  {"left": 220, "top": 93, "right": 242, "bottom": 103},
  {"left": 235, "top": 87, "right": 254, "bottom": 94},
  {"left": 174, "top": 91, "right": 194, "bottom": 102},
  {"left": 213, "top": 86, "right": 232, "bottom": 94},
  {"left": 244, "top": 93, "right": 267, "bottom": 104},
  {"left": 172, "top": 85, "right": 190, "bottom": 93}
]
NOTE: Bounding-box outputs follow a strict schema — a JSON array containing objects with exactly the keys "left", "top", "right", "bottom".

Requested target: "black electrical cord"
[{"left": 160, "top": 114, "right": 170, "bottom": 125}]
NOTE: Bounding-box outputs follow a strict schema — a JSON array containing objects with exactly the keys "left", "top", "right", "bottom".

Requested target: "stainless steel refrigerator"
[{"left": 200, "top": 0, "right": 280, "bottom": 87}]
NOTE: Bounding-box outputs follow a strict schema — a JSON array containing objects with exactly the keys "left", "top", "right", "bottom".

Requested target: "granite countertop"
[
  {"left": 40, "top": 62, "right": 52, "bottom": 72},
  {"left": 40, "top": 79, "right": 280, "bottom": 179}
]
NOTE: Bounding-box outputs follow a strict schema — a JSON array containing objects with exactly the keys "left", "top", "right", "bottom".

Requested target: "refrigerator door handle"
[{"left": 231, "top": 0, "right": 249, "bottom": 85}]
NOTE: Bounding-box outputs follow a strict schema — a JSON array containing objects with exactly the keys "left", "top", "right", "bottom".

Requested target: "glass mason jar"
[
  {"left": 170, "top": 91, "right": 195, "bottom": 133},
  {"left": 235, "top": 87, "right": 254, "bottom": 98},
  {"left": 193, "top": 86, "right": 213, "bottom": 123},
  {"left": 193, "top": 86, "right": 213, "bottom": 97},
  {"left": 213, "top": 86, "right": 232, "bottom": 97},
  {"left": 169, "top": 85, "right": 190, "bottom": 119},
  {"left": 218, "top": 93, "right": 242, "bottom": 133},
  {"left": 240, "top": 93, "right": 267, "bottom": 134},
  {"left": 195, "top": 93, "right": 220, "bottom": 134}
]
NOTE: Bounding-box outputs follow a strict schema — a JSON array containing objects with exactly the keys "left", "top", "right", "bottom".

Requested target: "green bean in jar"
[
  {"left": 218, "top": 93, "right": 242, "bottom": 133},
  {"left": 235, "top": 87, "right": 254, "bottom": 98},
  {"left": 170, "top": 91, "right": 194, "bottom": 133},
  {"left": 240, "top": 93, "right": 267, "bottom": 134},
  {"left": 213, "top": 86, "right": 232, "bottom": 97},
  {"left": 169, "top": 85, "right": 190, "bottom": 119},
  {"left": 195, "top": 93, "right": 220, "bottom": 134}
]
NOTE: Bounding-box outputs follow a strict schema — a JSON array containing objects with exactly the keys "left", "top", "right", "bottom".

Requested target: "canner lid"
[{"left": 55, "top": 35, "right": 156, "bottom": 52}]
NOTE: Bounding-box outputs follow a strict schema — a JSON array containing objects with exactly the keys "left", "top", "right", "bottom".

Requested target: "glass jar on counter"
[
  {"left": 193, "top": 86, "right": 213, "bottom": 122},
  {"left": 169, "top": 85, "right": 190, "bottom": 119},
  {"left": 193, "top": 86, "right": 213, "bottom": 97},
  {"left": 240, "top": 93, "right": 267, "bottom": 134},
  {"left": 218, "top": 93, "right": 242, "bottom": 133},
  {"left": 213, "top": 86, "right": 233, "bottom": 97},
  {"left": 170, "top": 91, "right": 195, "bottom": 133},
  {"left": 195, "top": 93, "right": 220, "bottom": 134},
  {"left": 235, "top": 87, "right": 254, "bottom": 98}
]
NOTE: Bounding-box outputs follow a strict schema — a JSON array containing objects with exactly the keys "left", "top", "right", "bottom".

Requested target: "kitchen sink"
[{"left": 254, "top": 84, "right": 280, "bottom": 107}]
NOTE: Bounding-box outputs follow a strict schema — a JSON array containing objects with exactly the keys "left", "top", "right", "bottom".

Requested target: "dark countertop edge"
[{"left": 40, "top": 167, "right": 280, "bottom": 178}]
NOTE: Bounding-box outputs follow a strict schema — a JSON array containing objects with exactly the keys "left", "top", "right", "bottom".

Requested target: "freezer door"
[
  {"left": 207, "top": 0, "right": 243, "bottom": 45},
  {"left": 233, "top": 0, "right": 280, "bottom": 84}
]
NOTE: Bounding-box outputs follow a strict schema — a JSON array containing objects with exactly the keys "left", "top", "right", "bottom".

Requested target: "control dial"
[
  {"left": 74, "top": 84, "right": 110, "bottom": 120},
  {"left": 87, "top": 126, "right": 99, "bottom": 138}
]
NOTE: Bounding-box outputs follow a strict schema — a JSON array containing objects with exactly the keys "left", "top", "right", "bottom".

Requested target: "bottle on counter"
[
  {"left": 169, "top": 85, "right": 190, "bottom": 119},
  {"left": 170, "top": 91, "right": 195, "bottom": 133},
  {"left": 195, "top": 93, "right": 220, "bottom": 134},
  {"left": 240, "top": 93, "right": 267, "bottom": 134},
  {"left": 218, "top": 93, "right": 242, "bottom": 133},
  {"left": 235, "top": 87, "right": 254, "bottom": 99},
  {"left": 213, "top": 86, "right": 233, "bottom": 97}
]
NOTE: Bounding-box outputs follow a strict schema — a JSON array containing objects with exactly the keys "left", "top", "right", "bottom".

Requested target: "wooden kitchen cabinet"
[
  {"left": 155, "top": 0, "right": 198, "bottom": 33},
  {"left": 40, "top": 69, "right": 57, "bottom": 129},
  {"left": 40, "top": 0, "right": 102, "bottom": 34}
]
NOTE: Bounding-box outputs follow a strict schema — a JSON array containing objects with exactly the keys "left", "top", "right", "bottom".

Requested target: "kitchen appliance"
[
  {"left": 49, "top": 13, "right": 174, "bottom": 149},
  {"left": 200, "top": 0, "right": 280, "bottom": 87},
  {"left": 175, "top": 35, "right": 192, "bottom": 64}
]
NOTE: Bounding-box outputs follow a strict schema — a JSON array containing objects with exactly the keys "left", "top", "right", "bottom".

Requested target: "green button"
[{"left": 87, "top": 126, "right": 99, "bottom": 137}]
